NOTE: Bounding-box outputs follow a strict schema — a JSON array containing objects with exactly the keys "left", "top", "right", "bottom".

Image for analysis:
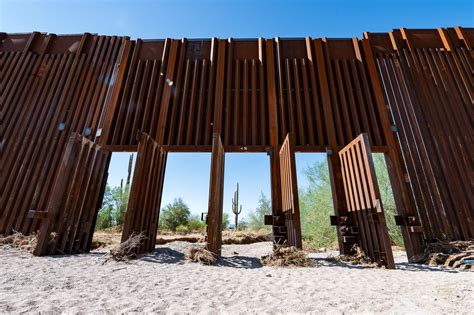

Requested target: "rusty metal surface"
[
  {"left": 206, "top": 133, "right": 225, "bottom": 255},
  {"left": 1, "top": 33, "right": 127, "bottom": 237},
  {"left": 121, "top": 132, "right": 167, "bottom": 254},
  {"left": 279, "top": 133, "right": 302, "bottom": 248},
  {"left": 338, "top": 134, "right": 395, "bottom": 268},
  {"left": 1, "top": 27, "right": 472, "bottom": 260},
  {"left": 34, "top": 133, "right": 110, "bottom": 255},
  {"left": 367, "top": 28, "right": 474, "bottom": 243}
]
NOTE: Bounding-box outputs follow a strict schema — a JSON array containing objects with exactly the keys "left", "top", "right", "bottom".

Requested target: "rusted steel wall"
[
  {"left": 1, "top": 28, "right": 472, "bottom": 254},
  {"left": 206, "top": 133, "right": 225, "bottom": 255},
  {"left": 121, "top": 133, "right": 167, "bottom": 254},
  {"left": 1, "top": 32, "right": 127, "bottom": 236},
  {"left": 99, "top": 36, "right": 391, "bottom": 150},
  {"left": 366, "top": 28, "right": 473, "bottom": 242},
  {"left": 34, "top": 133, "right": 110, "bottom": 255},
  {"left": 338, "top": 134, "right": 395, "bottom": 268},
  {"left": 279, "top": 133, "right": 302, "bottom": 248}
]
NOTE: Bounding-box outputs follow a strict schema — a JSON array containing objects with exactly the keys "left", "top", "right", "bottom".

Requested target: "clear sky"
[
  {"left": 2, "top": 0, "right": 472, "bottom": 218},
  {"left": 106, "top": 152, "right": 325, "bottom": 219}
]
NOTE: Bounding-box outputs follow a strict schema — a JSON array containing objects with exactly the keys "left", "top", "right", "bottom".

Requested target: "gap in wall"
[
  {"left": 295, "top": 152, "right": 336, "bottom": 250},
  {"left": 159, "top": 153, "right": 211, "bottom": 234},
  {"left": 223, "top": 153, "right": 272, "bottom": 233},
  {"left": 93, "top": 152, "right": 137, "bottom": 248}
]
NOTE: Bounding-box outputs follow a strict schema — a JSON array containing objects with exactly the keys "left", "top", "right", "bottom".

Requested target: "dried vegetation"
[
  {"left": 185, "top": 246, "right": 217, "bottom": 265},
  {"left": 261, "top": 245, "right": 314, "bottom": 267},
  {"left": 0, "top": 231, "right": 37, "bottom": 253}
]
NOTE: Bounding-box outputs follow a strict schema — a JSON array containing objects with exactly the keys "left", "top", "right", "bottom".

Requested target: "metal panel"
[
  {"left": 0, "top": 33, "right": 127, "bottom": 236},
  {"left": 279, "top": 133, "right": 302, "bottom": 248},
  {"left": 34, "top": 133, "right": 110, "bottom": 255},
  {"left": 367, "top": 28, "right": 474, "bottom": 244},
  {"left": 121, "top": 132, "right": 167, "bottom": 254},
  {"left": 206, "top": 133, "right": 225, "bottom": 255},
  {"left": 338, "top": 133, "right": 395, "bottom": 268}
]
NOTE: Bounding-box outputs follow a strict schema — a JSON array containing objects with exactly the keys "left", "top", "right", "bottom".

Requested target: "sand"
[{"left": 1, "top": 242, "right": 473, "bottom": 313}]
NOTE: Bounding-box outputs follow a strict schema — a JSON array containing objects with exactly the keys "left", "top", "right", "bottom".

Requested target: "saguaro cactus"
[{"left": 232, "top": 183, "right": 242, "bottom": 230}]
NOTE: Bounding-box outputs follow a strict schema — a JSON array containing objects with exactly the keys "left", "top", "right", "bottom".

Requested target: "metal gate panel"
[
  {"left": 279, "top": 133, "right": 302, "bottom": 248},
  {"left": 121, "top": 132, "right": 167, "bottom": 254},
  {"left": 338, "top": 133, "right": 395, "bottom": 268},
  {"left": 34, "top": 133, "right": 110, "bottom": 256},
  {"left": 206, "top": 133, "right": 225, "bottom": 255}
]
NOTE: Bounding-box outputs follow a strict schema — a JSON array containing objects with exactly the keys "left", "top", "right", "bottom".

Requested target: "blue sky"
[
  {"left": 107, "top": 152, "right": 324, "bottom": 218},
  {"left": 2, "top": 0, "right": 472, "bottom": 218}
]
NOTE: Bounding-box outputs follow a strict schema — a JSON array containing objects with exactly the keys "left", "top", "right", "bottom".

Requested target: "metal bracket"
[
  {"left": 394, "top": 215, "right": 420, "bottom": 226},
  {"left": 265, "top": 147, "right": 274, "bottom": 157},
  {"left": 264, "top": 215, "right": 285, "bottom": 225},
  {"left": 330, "top": 215, "right": 351, "bottom": 226}
]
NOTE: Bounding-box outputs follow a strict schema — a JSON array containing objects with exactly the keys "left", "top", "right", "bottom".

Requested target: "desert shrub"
[
  {"left": 187, "top": 215, "right": 206, "bottom": 232},
  {"left": 298, "top": 160, "right": 338, "bottom": 249},
  {"left": 298, "top": 154, "right": 404, "bottom": 249},
  {"left": 175, "top": 225, "right": 190, "bottom": 234},
  {"left": 248, "top": 192, "right": 272, "bottom": 231},
  {"left": 96, "top": 183, "right": 130, "bottom": 230},
  {"left": 222, "top": 212, "right": 230, "bottom": 230},
  {"left": 160, "top": 198, "right": 191, "bottom": 232},
  {"left": 372, "top": 154, "right": 404, "bottom": 247}
]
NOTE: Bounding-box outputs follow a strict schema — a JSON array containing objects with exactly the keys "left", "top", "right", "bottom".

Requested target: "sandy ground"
[{"left": 1, "top": 242, "right": 473, "bottom": 314}]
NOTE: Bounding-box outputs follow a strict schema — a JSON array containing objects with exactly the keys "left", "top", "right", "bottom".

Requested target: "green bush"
[
  {"left": 248, "top": 192, "right": 272, "bottom": 231},
  {"left": 298, "top": 154, "right": 404, "bottom": 249},
  {"left": 175, "top": 225, "right": 190, "bottom": 234},
  {"left": 299, "top": 160, "right": 338, "bottom": 249},
  {"left": 96, "top": 183, "right": 129, "bottom": 230},
  {"left": 373, "top": 154, "right": 404, "bottom": 247},
  {"left": 160, "top": 198, "right": 191, "bottom": 232},
  {"left": 187, "top": 215, "right": 206, "bottom": 232}
]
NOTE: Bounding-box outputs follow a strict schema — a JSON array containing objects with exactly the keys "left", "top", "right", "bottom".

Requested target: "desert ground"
[{"left": 0, "top": 240, "right": 472, "bottom": 314}]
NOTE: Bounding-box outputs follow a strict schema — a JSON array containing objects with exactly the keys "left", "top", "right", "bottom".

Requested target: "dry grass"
[
  {"left": 325, "top": 244, "right": 381, "bottom": 268},
  {"left": 185, "top": 246, "right": 217, "bottom": 265},
  {"left": 222, "top": 231, "right": 272, "bottom": 245},
  {"left": 261, "top": 245, "right": 314, "bottom": 267},
  {"left": 412, "top": 240, "right": 474, "bottom": 267},
  {"left": 0, "top": 231, "right": 37, "bottom": 253},
  {"left": 108, "top": 232, "right": 147, "bottom": 262}
]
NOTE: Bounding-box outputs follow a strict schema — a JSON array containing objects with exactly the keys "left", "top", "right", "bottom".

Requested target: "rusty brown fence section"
[
  {"left": 338, "top": 134, "right": 395, "bottom": 268},
  {"left": 1, "top": 28, "right": 472, "bottom": 261},
  {"left": 33, "top": 133, "right": 110, "bottom": 255},
  {"left": 206, "top": 133, "right": 225, "bottom": 255},
  {"left": 1, "top": 32, "right": 126, "bottom": 237},
  {"left": 366, "top": 29, "right": 473, "bottom": 243},
  {"left": 279, "top": 133, "right": 302, "bottom": 248},
  {"left": 121, "top": 133, "right": 167, "bottom": 254}
]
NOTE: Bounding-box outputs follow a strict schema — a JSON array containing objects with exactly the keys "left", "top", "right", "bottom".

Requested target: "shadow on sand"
[
  {"left": 216, "top": 256, "right": 263, "bottom": 269},
  {"left": 137, "top": 247, "right": 263, "bottom": 269},
  {"left": 314, "top": 257, "right": 461, "bottom": 273},
  {"left": 140, "top": 247, "right": 186, "bottom": 264}
]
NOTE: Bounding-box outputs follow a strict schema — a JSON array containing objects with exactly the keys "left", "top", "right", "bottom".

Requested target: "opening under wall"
[
  {"left": 94, "top": 152, "right": 137, "bottom": 247},
  {"left": 295, "top": 153, "right": 336, "bottom": 250},
  {"left": 223, "top": 153, "right": 272, "bottom": 232},
  {"left": 372, "top": 153, "right": 404, "bottom": 248},
  {"left": 159, "top": 153, "right": 211, "bottom": 234}
]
